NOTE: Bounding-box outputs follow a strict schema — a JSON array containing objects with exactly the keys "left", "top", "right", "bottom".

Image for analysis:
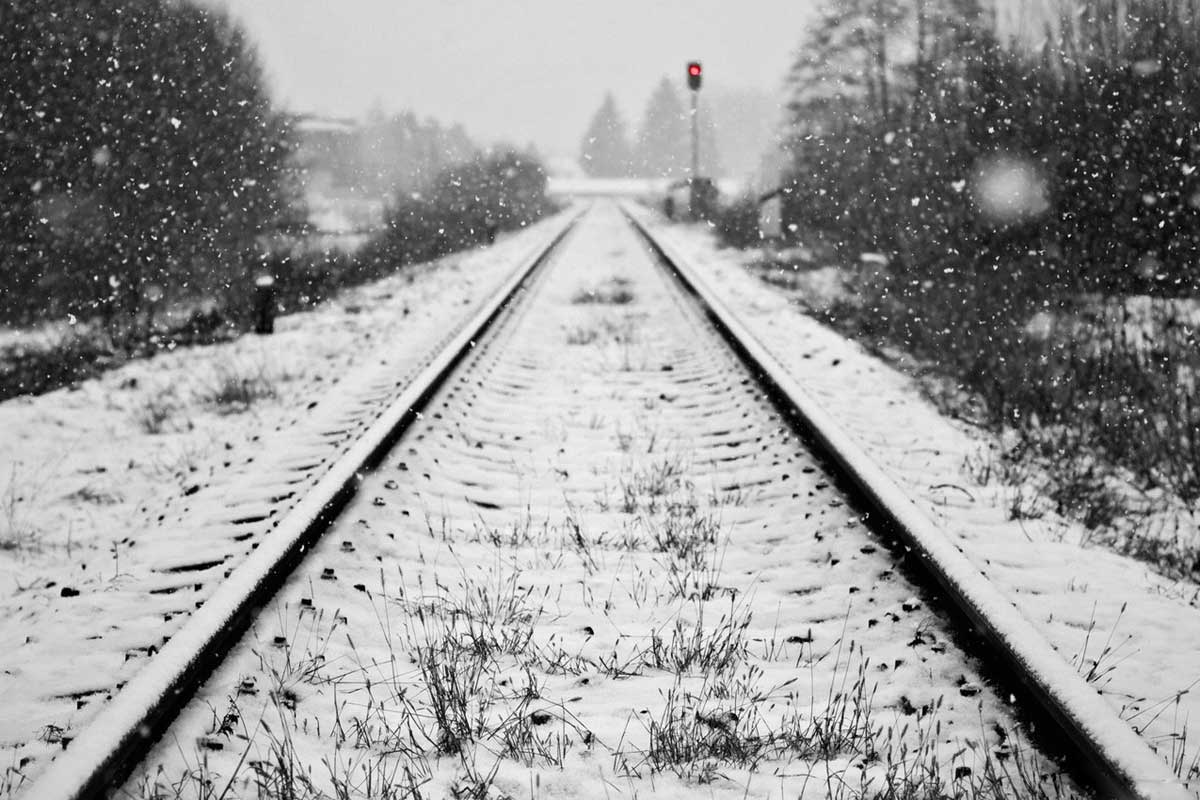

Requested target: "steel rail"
[
  {"left": 26, "top": 210, "right": 583, "bottom": 800},
  {"left": 624, "top": 206, "right": 1190, "bottom": 800}
]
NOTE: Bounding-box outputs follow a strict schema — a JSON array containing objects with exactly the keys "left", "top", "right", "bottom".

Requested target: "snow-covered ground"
[
  {"left": 635, "top": 210, "right": 1200, "bottom": 792},
  {"left": 2, "top": 201, "right": 1196, "bottom": 797},
  {"left": 122, "top": 202, "right": 1078, "bottom": 800},
  {"left": 0, "top": 212, "right": 573, "bottom": 794}
]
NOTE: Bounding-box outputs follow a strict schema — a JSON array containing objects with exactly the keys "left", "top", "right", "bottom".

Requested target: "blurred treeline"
[
  {"left": 783, "top": 0, "right": 1200, "bottom": 296},
  {"left": 365, "top": 151, "right": 553, "bottom": 262},
  {"left": 0, "top": 0, "right": 290, "bottom": 327},
  {"left": 294, "top": 111, "right": 477, "bottom": 223},
  {"left": 0, "top": 0, "right": 552, "bottom": 398},
  {"left": 751, "top": 0, "right": 1200, "bottom": 554},
  {"left": 579, "top": 83, "right": 722, "bottom": 179},
  {"left": 266, "top": 151, "right": 554, "bottom": 313}
]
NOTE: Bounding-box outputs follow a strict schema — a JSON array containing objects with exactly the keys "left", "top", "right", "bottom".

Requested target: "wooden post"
[{"left": 254, "top": 274, "right": 276, "bottom": 335}]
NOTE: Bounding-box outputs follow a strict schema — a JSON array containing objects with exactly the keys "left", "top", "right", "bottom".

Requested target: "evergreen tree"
[
  {"left": 0, "top": 0, "right": 291, "bottom": 323},
  {"left": 785, "top": 0, "right": 910, "bottom": 133},
  {"left": 578, "top": 93, "right": 632, "bottom": 178},
  {"left": 633, "top": 78, "right": 689, "bottom": 179}
]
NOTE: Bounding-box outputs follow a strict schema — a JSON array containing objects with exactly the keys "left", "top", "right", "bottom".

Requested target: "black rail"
[{"left": 624, "top": 205, "right": 1189, "bottom": 800}]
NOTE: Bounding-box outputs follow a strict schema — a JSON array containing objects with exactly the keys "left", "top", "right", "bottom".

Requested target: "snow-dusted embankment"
[
  {"left": 637, "top": 210, "right": 1200, "bottom": 793},
  {"left": 0, "top": 210, "right": 575, "bottom": 794}
]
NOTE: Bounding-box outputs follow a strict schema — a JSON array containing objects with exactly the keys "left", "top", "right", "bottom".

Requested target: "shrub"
[
  {"left": 0, "top": 149, "right": 555, "bottom": 401},
  {"left": 362, "top": 150, "right": 555, "bottom": 268},
  {"left": 712, "top": 195, "right": 765, "bottom": 250}
]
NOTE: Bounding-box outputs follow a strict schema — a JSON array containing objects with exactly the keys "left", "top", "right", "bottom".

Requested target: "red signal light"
[
  {"left": 688, "top": 63, "right": 701, "bottom": 77},
  {"left": 687, "top": 61, "right": 702, "bottom": 90}
]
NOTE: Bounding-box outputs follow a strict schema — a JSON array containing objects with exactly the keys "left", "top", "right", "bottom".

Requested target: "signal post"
[
  {"left": 685, "top": 61, "right": 713, "bottom": 220},
  {"left": 687, "top": 61, "right": 701, "bottom": 181}
]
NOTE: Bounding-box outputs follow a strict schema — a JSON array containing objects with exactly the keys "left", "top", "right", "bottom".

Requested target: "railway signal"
[{"left": 686, "top": 61, "right": 704, "bottom": 216}]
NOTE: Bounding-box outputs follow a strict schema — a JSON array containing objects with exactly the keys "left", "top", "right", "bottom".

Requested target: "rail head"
[
  {"left": 623, "top": 204, "right": 1191, "bottom": 800},
  {"left": 25, "top": 209, "right": 583, "bottom": 800}
]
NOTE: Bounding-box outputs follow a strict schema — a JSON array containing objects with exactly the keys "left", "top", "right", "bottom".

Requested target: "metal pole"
[
  {"left": 690, "top": 90, "right": 699, "bottom": 181},
  {"left": 689, "top": 89, "right": 701, "bottom": 219}
]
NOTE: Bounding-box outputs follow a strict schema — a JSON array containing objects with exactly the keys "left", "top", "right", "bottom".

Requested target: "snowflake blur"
[{"left": 972, "top": 155, "right": 1050, "bottom": 225}]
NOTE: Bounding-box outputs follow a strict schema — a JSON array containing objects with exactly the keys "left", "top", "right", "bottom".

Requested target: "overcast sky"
[{"left": 211, "top": 0, "right": 816, "bottom": 157}]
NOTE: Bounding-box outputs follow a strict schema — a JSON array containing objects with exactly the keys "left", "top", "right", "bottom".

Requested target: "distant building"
[
  {"left": 284, "top": 114, "right": 383, "bottom": 236},
  {"left": 289, "top": 114, "right": 362, "bottom": 199}
]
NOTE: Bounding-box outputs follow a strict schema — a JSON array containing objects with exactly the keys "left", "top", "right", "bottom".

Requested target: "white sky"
[{"left": 210, "top": 0, "right": 817, "bottom": 156}]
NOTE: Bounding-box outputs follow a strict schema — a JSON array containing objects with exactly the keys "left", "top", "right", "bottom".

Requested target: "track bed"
[{"left": 120, "top": 204, "right": 1077, "bottom": 799}]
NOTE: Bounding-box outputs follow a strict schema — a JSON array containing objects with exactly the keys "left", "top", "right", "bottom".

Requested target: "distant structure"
[
  {"left": 286, "top": 111, "right": 478, "bottom": 236},
  {"left": 287, "top": 114, "right": 381, "bottom": 235}
]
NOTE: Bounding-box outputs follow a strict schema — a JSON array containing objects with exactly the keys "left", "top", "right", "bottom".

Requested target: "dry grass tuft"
[
  {"left": 0, "top": 463, "right": 52, "bottom": 551},
  {"left": 571, "top": 276, "right": 635, "bottom": 306},
  {"left": 199, "top": 360, "right": 279, "bottom": 413}
]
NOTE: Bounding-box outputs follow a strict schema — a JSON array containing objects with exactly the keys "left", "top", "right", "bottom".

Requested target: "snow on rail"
[
  {"left": 624, "top": 205, "right": 1191, "bottom": 800},
  {"left": 24, "top": 211, "right": 582, "bottom": 800}
]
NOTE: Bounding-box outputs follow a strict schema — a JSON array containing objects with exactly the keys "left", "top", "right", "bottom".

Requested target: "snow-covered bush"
[
  {"left": 362, "top": 150, "right": 554, "bottom": 267},
  {"left": 711, "top": 195, "right": 764, "bottom": 251}
]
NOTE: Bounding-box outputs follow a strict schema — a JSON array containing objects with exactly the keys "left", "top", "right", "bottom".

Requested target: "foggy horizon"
[{"left": 206, "top": 0, "right": 816, "bottom": 161}]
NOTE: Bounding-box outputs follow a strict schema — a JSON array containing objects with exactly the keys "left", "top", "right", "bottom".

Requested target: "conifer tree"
[
  {"left": 578, "top": 93, "right": 632, "bottom": 178},
  {"left": 633, "top": 78, "right": 689, "bottom": 179},
  {"left": 0, "top": 0, "right": 291, "bottom": 322}
]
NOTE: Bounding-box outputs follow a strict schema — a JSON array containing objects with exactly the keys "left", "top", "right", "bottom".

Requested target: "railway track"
[
  {"left": 24, "top": 201, "right": 1189, "bottom": 800},
  {"left": 0, "top": 212, "right": 579, "bottom": 785}
]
